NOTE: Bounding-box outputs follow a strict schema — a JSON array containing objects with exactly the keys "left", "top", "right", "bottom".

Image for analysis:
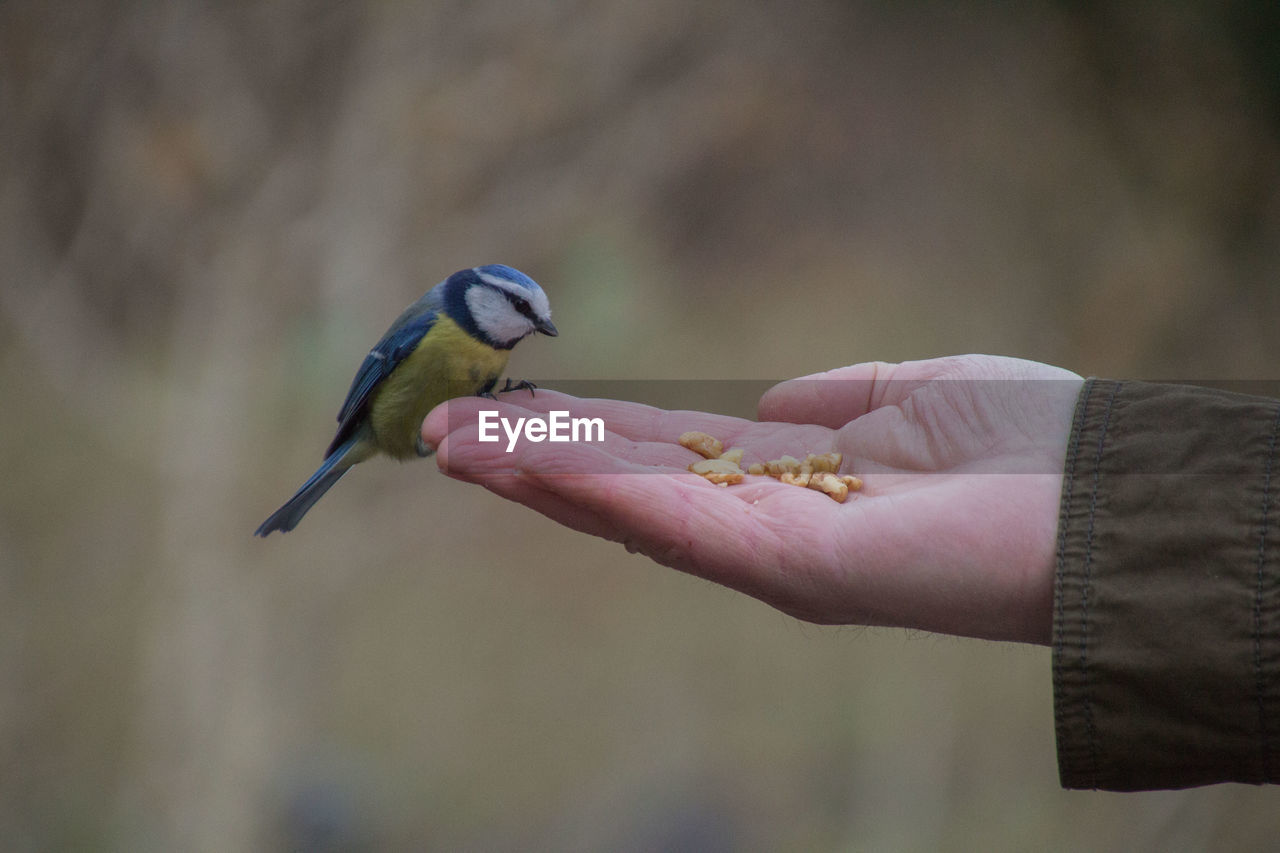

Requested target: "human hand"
[{"left": 422, "top": 355, "right": 1082, "bottom": 644}]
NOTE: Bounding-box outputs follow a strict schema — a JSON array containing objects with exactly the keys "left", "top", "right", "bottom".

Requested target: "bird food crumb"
[
  {"left": 688, "top": 457, "right": 745, "bottom": 485},
  {"left": 678, "top": 431, "right": 724, "bottom": 459},
  {"left": 680, "top": 434, "right": 862, "bottom": 502}
]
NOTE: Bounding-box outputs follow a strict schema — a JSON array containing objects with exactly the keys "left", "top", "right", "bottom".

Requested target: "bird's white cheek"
[{"left": 465, "top": 287, "right": 533, "bottom": 345}]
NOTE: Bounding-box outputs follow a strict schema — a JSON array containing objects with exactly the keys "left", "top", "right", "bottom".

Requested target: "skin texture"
[{"left": 422, "top": 355, "right": 1082, "bottom": 644}]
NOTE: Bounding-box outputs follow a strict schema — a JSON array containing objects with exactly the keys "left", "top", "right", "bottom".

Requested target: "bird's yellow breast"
[{"left": 368, "top": 315, "right": 510, "bottom": 460}]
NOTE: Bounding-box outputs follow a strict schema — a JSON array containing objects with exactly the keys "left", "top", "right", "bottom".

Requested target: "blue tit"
[{"left": 255, "top": 264, "right": 557, "bottom": 536}]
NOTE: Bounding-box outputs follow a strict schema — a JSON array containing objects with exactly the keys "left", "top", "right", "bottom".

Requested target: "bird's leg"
[
  {"left": 416, "top": 435, "right": 435, "bottom": 457},
  {"left": 500, "top": 377, "right": 538, "bottom": 397}
]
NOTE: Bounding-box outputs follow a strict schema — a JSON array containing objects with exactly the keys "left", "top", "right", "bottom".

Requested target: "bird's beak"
[{"left": 536, "top": 318, "right": 558, "bottom": 336}]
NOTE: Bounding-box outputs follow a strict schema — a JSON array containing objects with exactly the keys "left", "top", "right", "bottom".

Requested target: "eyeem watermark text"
[{"left": 477, "top": 410, "right": 605, "bottom": 452}]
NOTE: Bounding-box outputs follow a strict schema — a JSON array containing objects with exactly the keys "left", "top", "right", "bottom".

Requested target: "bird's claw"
[
  {"left": 478, "top": 378, "right": 536, "bottom": 403},
  {"left": 501, "top": 377, "right": 538, "bottom": 397}
]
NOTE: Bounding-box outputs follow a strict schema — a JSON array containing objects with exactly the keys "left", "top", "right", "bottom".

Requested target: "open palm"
[{"left": 423, "top": 355, "right": 1082, "bottom": 644}]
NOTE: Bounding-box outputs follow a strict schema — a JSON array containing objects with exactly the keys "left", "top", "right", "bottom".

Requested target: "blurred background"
[{"left": 3, "top": 1, "right": 1279, "bottom": 849}]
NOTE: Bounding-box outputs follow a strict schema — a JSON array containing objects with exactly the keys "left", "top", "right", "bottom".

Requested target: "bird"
[{"left": 255, "top": 264, "right": 557, "bottom": 536}]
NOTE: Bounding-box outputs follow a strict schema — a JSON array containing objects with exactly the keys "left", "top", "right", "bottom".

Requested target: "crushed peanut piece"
[
  {"left": 762, "top": 455, "right": 802, "bottom": 477},
  {"left": 808, "top": 471, "right": 849, "bottom": 503},
  {"left": 688, "top": 457, "right": 745, "bottom": 485},
  {"left": 805, "top": 452, "right": 843, "bottom": 473},
  {"left": 780, "top": 469, "right": 811, "bottom": 487},
  {"left": 678, "top": 431, "right": 724, "bottom": 459},
  {"left": 677, "top": 432, "right": 860, "bottom": 501},
  {"left": 757, "top": 451, "right": 863, "bottom": 502}
]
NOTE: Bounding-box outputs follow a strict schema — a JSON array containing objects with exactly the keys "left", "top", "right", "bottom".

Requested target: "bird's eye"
[{"left": 511, "top": 297, "right": 535, "bottom": 320}]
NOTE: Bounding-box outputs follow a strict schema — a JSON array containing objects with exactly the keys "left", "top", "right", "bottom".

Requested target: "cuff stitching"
[
  {"left": 1254, "top": 401, "right": 1280, "bottom": 783},
  {"left": 1054, "top": 381, "right": 1091, "bottom": 662},
  {"left": 1081, "top": 379, "right": 1121, "bottom": 788}
]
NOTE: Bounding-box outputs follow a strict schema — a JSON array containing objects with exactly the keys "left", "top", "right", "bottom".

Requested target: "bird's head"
[{"left": 443, "top": 265, "right": 557, "bottom": 349}]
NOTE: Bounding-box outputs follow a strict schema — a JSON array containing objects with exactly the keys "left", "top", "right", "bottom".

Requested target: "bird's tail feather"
[{"left": 255, "top": 439, "right": 359, "bottom": 536}]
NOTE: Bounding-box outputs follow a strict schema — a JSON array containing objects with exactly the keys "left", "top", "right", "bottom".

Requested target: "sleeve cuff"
[{"left": 1053, "top": 379, "right": 1280, "bottom": 790}]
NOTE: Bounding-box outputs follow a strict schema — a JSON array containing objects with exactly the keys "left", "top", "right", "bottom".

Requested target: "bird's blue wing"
[{"left": 327, "top": 307, "right": 438, "bottom": 456}]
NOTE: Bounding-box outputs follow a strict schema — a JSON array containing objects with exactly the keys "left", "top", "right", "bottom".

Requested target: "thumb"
[{"left": 757, "top": 362, "right": 894, "bottom": 428}]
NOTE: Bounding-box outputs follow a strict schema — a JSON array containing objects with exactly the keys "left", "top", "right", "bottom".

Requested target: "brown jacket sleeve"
[{"left": 1053, "top": 379, "right": 1280, "bottom": 790}]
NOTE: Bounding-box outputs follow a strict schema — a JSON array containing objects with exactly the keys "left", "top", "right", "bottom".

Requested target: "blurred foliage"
[{"left": 2, "top": 0, "right": 1279, "bottom": 849}]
